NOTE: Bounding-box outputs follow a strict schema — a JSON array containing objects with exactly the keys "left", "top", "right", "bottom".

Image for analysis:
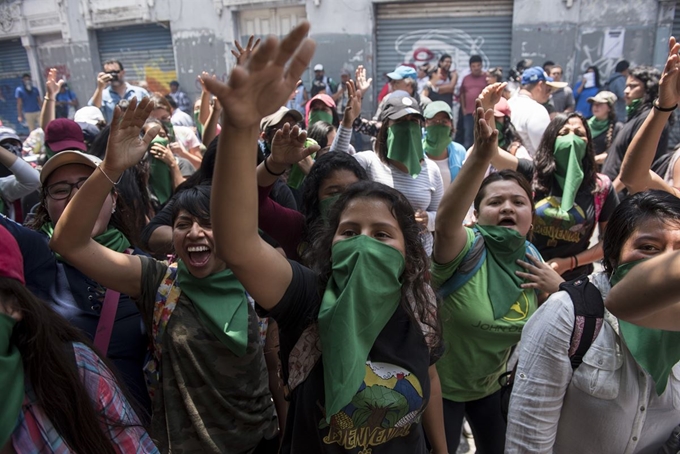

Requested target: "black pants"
[
  {"left": 443, "top": 390, "right": 506, "bottom": 454},
  {"left": 253, "top": 436, "right": 280, "bottom": 454}
]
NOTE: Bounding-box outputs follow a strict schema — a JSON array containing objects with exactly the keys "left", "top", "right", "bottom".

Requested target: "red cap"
[
  {"left": 44, "top": 119, "right": 86, "bottom": 152},
  {"left": 0, "top": 225, "right": 25, "bottom": 284},
  {"left": 494, "top": 97, "right": 512, "bottom": 118}
]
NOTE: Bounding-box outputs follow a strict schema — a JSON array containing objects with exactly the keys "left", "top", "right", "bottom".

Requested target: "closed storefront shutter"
[
  {"left": 375, "top": 1, "right": 513, "bottom": 85},
  {"left": 97, "top": 23, "right": 177, "bottom": 94},
  {"left": 673, "top": 1, "right": 680, "bottom": 40},
  {"left": 0, "top": 39, "right": 31, "bottom": 134}
]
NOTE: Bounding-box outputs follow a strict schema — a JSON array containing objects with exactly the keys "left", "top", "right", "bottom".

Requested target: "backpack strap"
[
  {"left": 559, "top": 276, "right": 605, "bottom": 370},
  {"left": 594, "top": 173, "right": 611, "bottom": 225},
  {"left": 436, "top": 231, "right": 486, "bottom": 299},
  {"left": 283, "top": 322, "right": 322, "bottom": 399}
]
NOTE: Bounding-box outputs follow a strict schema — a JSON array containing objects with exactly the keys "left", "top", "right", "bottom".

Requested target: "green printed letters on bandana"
[
  {"left": 475, "top": 224, "right": 528, "bottom": 319},
  {"left": 626, "top": 98, "right": 642, "bottom": 118},
  {"left": 587, "top": 117, "right": 609, "bottom": 138},
  {"left": 319, "top": 194, "right": 341, "bottom": 222},
  {"left": 0, "top": 314, "right": 24, "bottom": 448},
  {"left": 387, "top": 121, "right": 423, "bottom": 178},
  {"left": 309, "top": 110, "right": 333, "bottom": 127},
  {"left": 611, "top": 259, "right": 680, "bottom": 395},
  {"left": 423, "top": 125, "right": 452, "bottom": 157},
  {"left": 552, "top": 134, "right": 586, "bottom": 219},
  {"left": 40, "top": 223, "right": 131, "bottom": 260},
  {"left": 318, "top": 235, "right": 405, "bottom": 422},
  {"left": 148, "top": 136, "right": 174, "bottom": 205},
  {"left": 177, "top": 260, "right": 249, "bottom": 356}
]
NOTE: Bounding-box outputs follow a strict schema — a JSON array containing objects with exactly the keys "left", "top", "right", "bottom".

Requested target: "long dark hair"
[
  {"left": 305, "top": 181, "right": 441, "bottom": 349},
  {"left": 307, "top": 121, "right": 335, "bottom": 149},
  {"left": 533, "top": 112, "right": 597, "bottom": 198},
  {"left": 3, "top": 277, "right": 144, "bottom": 453},
  {"left": 602, "top": 190, "right": 680, "bottom": 275},
  {"left": 585, "top": 65, "right": 601, "bottom": 89},
  {"left": 473, "top": 170, "right": 535, "bottom": 215},
  {"left": 629, "top": 65, "right": 660, "bottom": 113}
]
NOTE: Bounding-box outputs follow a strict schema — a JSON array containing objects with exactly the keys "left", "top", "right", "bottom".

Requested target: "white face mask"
[{"left": 23, "top": 81, "right": 32, "bottom": 90}]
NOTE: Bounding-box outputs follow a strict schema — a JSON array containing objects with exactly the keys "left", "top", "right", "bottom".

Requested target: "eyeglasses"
[{"left": 45, "top": 178, "right": 88, "bottom": 200}]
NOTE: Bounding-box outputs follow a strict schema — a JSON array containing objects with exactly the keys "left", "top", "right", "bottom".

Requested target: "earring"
[{"left": 111, "top": 205, "right": 116, "bottom": 214}]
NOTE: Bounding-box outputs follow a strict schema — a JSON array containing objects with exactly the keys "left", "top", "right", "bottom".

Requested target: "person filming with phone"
[{"left": 88, "top": 60, "right": 150, "bottom": 124}]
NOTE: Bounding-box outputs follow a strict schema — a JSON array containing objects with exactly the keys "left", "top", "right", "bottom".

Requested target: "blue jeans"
[{"left": 463, "top": 114, "right": 475, "bottom": 150}]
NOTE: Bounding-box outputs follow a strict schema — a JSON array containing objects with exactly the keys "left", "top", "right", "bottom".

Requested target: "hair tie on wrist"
[
  {"left": 653, "top": 98, "right": 677, "bottom": 112},
  {"left": 264, "top": 156, "right": 285, "bottom": 176}
]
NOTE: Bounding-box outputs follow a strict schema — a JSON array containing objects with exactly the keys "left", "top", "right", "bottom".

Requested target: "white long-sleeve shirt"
[{"left": 0, "top": 157, "right": 40, "bottom": 220}]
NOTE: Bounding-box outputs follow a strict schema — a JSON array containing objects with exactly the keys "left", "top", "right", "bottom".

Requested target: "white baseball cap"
[{"left": 314, "top": 64, "right": 324, "bottom": 71}]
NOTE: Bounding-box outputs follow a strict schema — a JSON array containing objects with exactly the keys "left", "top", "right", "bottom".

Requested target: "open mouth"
[
  {"left": 186, "top": 245, "right": 211, "bottom": 267},
  {"left": 498, "top": 218, "right": 516, "bottom": 227}
]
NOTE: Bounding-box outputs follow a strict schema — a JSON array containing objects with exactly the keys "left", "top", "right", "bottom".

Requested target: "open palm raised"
[{"left": 201, "top": 21, "right": 316, "bottom": 130}]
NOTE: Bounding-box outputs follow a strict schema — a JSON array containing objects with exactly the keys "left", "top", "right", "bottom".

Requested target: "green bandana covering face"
[
  {"left": 611, "top": 258, "right": 680, "bottom": 395},
  {"left": 162, "top": 121, "right": 176, "bottom": 143},
  {"left": 287, "top": 139, "right": 318, "bottom": 190},
  {"left": 194, "top": 111, "right": 204, "bottom": 137},
  {"left": 40, "top": 223, "right": 130, "bottom": 260},
  {"left": 387, "top": 121, "right": 424, "bottom": 178},
  {"left": 319, "top": 235, "right": 405, "bottom": 422},
  {"left": 177, "top": 260, "right": 249, "bottom": 356},
  {"left": 587, "top": 116, "right": 609, "bottom": 138},
  {"left": 148, "top": 136, "right": 174, "bottom": 205},
  {"left": 45, "top": 145, "right": 56, "bottom": 160},
  {"left": 423, "top": 125, "right": 452, "bottom": 157},
  {"left": 552, "top": 134, "right": 587, "bottom": 220},
  {"left": 496, "top": 120, "right": 507, "bottom": 149},
  {"left": 626, "top": 98, "right": 642, "bottom": 118},
  {"left": 309, "top": 110, "right": 333, "bottom": 126},
  {"left": 0, "top": 313, "right": 24, "bottom": 448},
  {"left": 319, "top": 194, "right": 341, "bottom": 222},
  {"left": 475, "top": 224, "right": 528, "bottom": 319}
]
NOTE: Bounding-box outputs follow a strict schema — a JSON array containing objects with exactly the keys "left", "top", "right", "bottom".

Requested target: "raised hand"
[
  {"left": 516, "top": 254, "right": 565, "bottom": 294},
  {"left": 270, "top": 123, "right": 319, "bottom": 166},
  {"left": 97, "top": 72, "right": 112, "bottom": 90},
  {"left": 201, "top": 21, "right": 315, "bottom": 130},
  {"left": 104, "top": 98, "right": 160, "bottom": 172},
  {"left": 658, "top": 36, "right": 680, "bottom": 109},
  {"left": 471, "top": 98, "right": 498, "bottom": 162},
  {"left": 479, "top": 82, "right": 506, "bottom": 113},
  {"left": 232, "top": 35, "right": 262, "bottom": 66},
  {"left": 150, "top": 143, "right": 176, "bottom": 167},
  {"left": 46, "top": 68, "right": 65, "bottom": 99},
  {"left": 343, "top": 80, "right": 362, "bottom": 125},
  {"left": 355, "top": 65, "right": 373, "bottom": 97}
]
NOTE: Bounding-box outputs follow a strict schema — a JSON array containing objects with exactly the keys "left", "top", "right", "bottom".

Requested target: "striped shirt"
[{"left": 11, "top": 342, "right": 158, "bottom": 453}]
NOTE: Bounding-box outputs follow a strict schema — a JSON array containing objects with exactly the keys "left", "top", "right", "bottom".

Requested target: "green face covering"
[
  {"left": 552, "top": 134, "right": 587, "bottom": 220},
  {"left": 148, "top": 136, "right": 174, "bottom": 205},
  {"left": 423, "top": 124, "right": 452, "bottom": 157},
  {"left": 194, "top": 111, "right": 204, "bottom": 137},
  {"left": 496, "top": 120, "right": 507, "bottom": 149},
  {"left": 387, "top": 121, "right": 424, "bottom": 178},
  {"left": 0, "top": 313, "right": 24, "bottom": 448},
  {"left": 319, "top": 235, "right": 405, "bottom": 422},
  {"left": 626, "top": 98, "right": 642, "bottom": 118},
  {"left": 587, "top": 116, "right": 609, "bottom": 138},
  {"left": 40, "top": 223, "right": 131, "bottom": 260},
  {"left": 287, "top": 139, "right": 318, "bottom": 190},
  {"left": 319, "top": 194, "right": 341, "bottom": 222},
  {"left": 45, "top": 145, "right": 56, "bottom": 160},
  {"left": 610, "top": 258, "right": 680, "bottom": 395},
  {"left": 177, "top": 260, "right": 249, "bottom": 356},
  {"left": 309, "top": 110, "right": 333, "bottom": 126},
  {"left": 475, "top": 224, "right": 529, "bottom": 319},
  {"left": 162, "top": 121, "right": 176, "bottom": 143}
]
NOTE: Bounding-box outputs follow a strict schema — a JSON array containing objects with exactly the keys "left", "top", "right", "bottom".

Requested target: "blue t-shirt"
[
  {"left": 574, "top": 82, "right": 599, "bottom": 119},
  {"left": 91, "top": 83, "right": 150, "bottom": 123},
  {"left": 15, "top": 85, "right": 40, "bottom": 113}
]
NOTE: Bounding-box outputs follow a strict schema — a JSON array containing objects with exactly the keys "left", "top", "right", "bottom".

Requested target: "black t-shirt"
[
  {"left": 265, "top": 260, "right": 433, "bottom": 454},
  {"left": 591, "top": 121, "right": 623, "bottom": 156},
  {"left": 516, "top": 160, "right": 619, "bottom": 280}
]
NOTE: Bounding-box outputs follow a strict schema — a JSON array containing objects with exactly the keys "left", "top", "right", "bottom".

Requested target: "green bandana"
[
  {"left": 319, "top": 235, "right": 405, "bottom": 422},
  {"left": 626, "top": 98, "right": 642, "bottom": 118},
  {"left": 387, "top": 121, "right": 424, "bottom": 178},
  {"left": 309, "top": 110, "right": 333, "bottom": 126},
  {"left": 319, "top": 194, "right": 341, "bottom": 222},
  {"left": 148, "top": 136, "right": 174, "bottom": 205},
  {"left": 45, "top": 145, "right": 56, "bottom": 160},
  {"left": 611, "top": 259, "right": 680, "bottom": 395},
  {"left": 40, "top": 223, "right": 131, "bottom": 260},
  {"left": 587, "top": 117, "right": 609, "bottom": 138},
  {"left": 423, "top": 125, "right": 452, "bottom": 157},
  {"left": 0, "top": 197, "right": 5, "bottom": 217},
  {"left": 194, "top": 110, "right": 204, "bottom": 137},
  {"left": 475, "top": 224, "right": 528, "bottom": 319},
  {"left": 552, "top": 134, "right": 586, "bottom": 220},
  {"left": 287, "top": 139, "right": 318, "bottom": 190},
  {"left": 177, "top": 260, "right": 249, "bottom": 356},
  {"left": 0, "top": 314, "right": 24, "bottom": 448},
  {"left": 496, "top": 120, "right": 507, "bottom": 149},
  {"left": 162, "top": 121, "right": 176, "bottom": 143}
]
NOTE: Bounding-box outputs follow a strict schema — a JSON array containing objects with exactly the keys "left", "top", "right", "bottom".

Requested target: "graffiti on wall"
[
  {"left": 576, "top": 29, "right": 625, "bottom": 79},
  {"left": 0, "top": 0, "right": 21, "bottom": 33},
  {"left": 394, "top": 29, "right": 490, "bottom": 72}
]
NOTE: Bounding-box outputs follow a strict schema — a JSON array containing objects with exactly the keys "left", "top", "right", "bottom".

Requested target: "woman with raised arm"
[
  {"left": 202, "top": 22, "right": 448, "bottom": 454},
  {"left": 431, "top": 93, "right": 562, "bottom": 453},
  {"left": 618, "top": 37, "right": 680, "bottom": 197},
  {"left": 49, "top": 98, "right": 279, "bottom": 453}
]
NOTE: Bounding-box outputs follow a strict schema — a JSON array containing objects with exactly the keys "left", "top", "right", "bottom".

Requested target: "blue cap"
[
  {"left": 521, "top": 66, "right": 554, "bottom": 85},
  {"left": 387, "top": 65, "right": 418, "bottom": 81}
]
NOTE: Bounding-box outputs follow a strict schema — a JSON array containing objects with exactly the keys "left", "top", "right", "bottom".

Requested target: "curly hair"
[
  {"left": 304, "top": 180, "right": 442, "bottom": 350},
  {"left": 628, "top": 65, "right": 661, "bottom": 113},
  {"left": 532, "top": 112, "right": 597, "bottom": 198}
]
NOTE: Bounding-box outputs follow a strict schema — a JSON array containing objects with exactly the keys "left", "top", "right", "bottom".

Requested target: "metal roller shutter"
[
  {"left": 97, "top": 23, "right": 177, "bottom": 95},
  {"left": 0, "top": 38, "right": 31, "bottom": 134},
  {"left": 674, "top": 2, "right": 680, "bottom": 42},
  {"left": 376, "top": 1, "right": 513, "bottom": 82}
]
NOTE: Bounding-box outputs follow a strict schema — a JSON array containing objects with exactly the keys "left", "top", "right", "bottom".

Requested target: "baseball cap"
[
  {"left": 0, "top": 126, "right": 21, "bottom": 145},
  {"left": 588, "top": 90, "right": 617, "bottom": 106},
  {"left": 260, "top": 106, "right": 303, "bottom": 131},
  {"left": 44, "top": 119, "right": 86, "bottom": 152},
  {"left": 314, "top": 64, "right": 324, "bottom": 71},
  {"left": 74, "top": 106, "right": 105, "bottom": 126},
  {"left": 521, "top": 66, "right": 568, "bottom": 89},
  {"left": 380, "top": 94, "right": 423, "bottom": 122},
  {"left": 0, "top": 224, "right": 24, "bottom": 284},
  {"left": 423, "top": 101, "right": 453, "bottom": 120},
  {"left": 386, "top": 65, "right": 418, "bottom": 81},
  {"left": 40, "top": 150, "right": 101, "bottom": 184},
  {"left": 493, "top": 97, "right": 512, "bottom": 118}
]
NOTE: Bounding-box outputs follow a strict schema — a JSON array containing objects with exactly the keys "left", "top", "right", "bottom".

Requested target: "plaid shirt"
[{"left": 11, "top": 342, "right": 158, "bottom": 453}]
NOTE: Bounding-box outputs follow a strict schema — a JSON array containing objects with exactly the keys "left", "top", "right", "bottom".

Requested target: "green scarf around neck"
[
  {"left": 309, "top": 110, "right": 333, "bottom": 127},
  {"left": 423, "top": 125, "right": 452, "bottom": 157},
  {"left": 40, "top": 223, "right": 130, "bottom": 260},
  {"left": 0, "top": 313, "right": 24, "bottom": 448},
  {"left": 587, "top": 117, "right": 609, "bottom": 138},
  {"left": 318, "top": 235, "right": 405, "bottom": 422},
  {"left": 387, "top": 121, "right": 424, "bottom": 178},
  {"left": 611, "top": 259, "right": 680, "bottom": 395},
  {"left": 148, "top": 136, "right": 174, "bottom": 205},
  {"left": 475, "top": 224, "right": 528, "bottom": 319},
  {"left": 176, "top": 260, "right": 249, "bottom": 356},
  {"left": 626, "top": 98, "right": 642, "bottom": 119},
  {"left": 552, "top": 134, "right": 587, "bottom": 220}
]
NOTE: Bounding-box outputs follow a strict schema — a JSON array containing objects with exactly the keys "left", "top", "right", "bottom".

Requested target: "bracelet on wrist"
[
  {"left": 97, "top": 164, "right": 122, "bottom": 185},
  {"left": 44, "top": 96, "right": 54, "bottom": 101},
  {"left": 573, "top": 255, "right": 579, "bottom": 269},
  {"left": 263, "top": 156, "right": 286, "bottom": 176},
  {"left": 653, "top": 98, "right": 677, "bottom": 112}
]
